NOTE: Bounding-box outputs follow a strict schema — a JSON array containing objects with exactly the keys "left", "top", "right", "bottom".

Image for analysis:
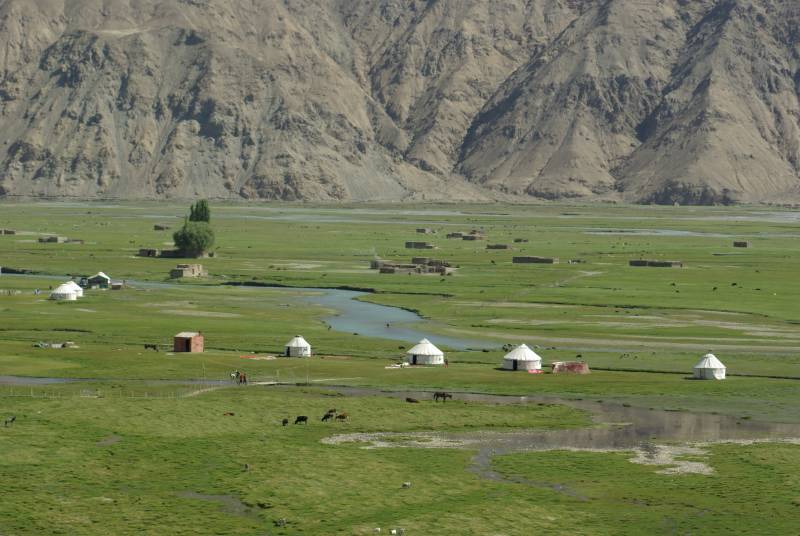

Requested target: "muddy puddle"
[{"left": 302, "top": 385, "right": 800, "bottom": 479}]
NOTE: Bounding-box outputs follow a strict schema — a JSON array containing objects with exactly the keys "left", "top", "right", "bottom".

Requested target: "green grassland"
[{"left": 1, "top": 201, "right": 799, "bottom": 534}]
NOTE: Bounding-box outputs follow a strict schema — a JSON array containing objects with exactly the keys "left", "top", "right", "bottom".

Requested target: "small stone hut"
[
  {"left": 170, "top": 264, "right": 207, "bottom": 278},
  {"left": 173, "top": 332, "right": 204, "bottom": 353},
  {"left": 550, "top": 361, "right": 590, "bottom": 374}
]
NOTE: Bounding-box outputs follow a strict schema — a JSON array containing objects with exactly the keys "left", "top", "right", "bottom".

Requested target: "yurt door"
[
  {"left": 513, "top": 360, "right": 518, "bottom": 371},
  {"left": 412, "top": 355, "right": 417, "bottom": 365}
]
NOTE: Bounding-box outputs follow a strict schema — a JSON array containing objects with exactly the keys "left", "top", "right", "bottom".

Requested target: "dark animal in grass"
[
  {"left": 143, "top": 344, "right": 159, "bottom": 351},
  {"left": 335, "top": 413, "right": 348, "bottom": 422},
  {"left": 327, "top": 408, "right": 337, "bottom": 414},
  {"left": 223, "top": 412, "right": 235, "bottom": 416},
  {"left": 282, "top": 418, "right": 289, "bottom": 426},
  {"left": 321, "top": 412, "right": 335, "bottom": 422},
  {"left": 294, "top": 416, "right": 308, "bottom": 425},
  {"left": 405, "top": 397, "right": 419, "bottom": 403},
  {"left": 433, "top": 392, "right": 453, "bottom": 402},
  {"left": 4, "top": 416, "right": 16, "bottom": 427}
]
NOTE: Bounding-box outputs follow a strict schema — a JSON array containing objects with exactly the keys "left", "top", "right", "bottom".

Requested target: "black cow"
[
  {"left": 433, "top": 392, "right": 453, "bottom": 402},
  {"left": 294, "top": 415, "right": 308, "bottom": 425}
]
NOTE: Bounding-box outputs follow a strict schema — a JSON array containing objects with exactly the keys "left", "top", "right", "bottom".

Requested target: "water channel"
[{"left": 3, "top": 273, "right": 493, "bottom": 349}]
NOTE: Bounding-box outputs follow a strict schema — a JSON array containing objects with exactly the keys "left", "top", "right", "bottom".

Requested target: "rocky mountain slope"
[{"left": 0, "top": 0, "right": 798, "bottom": 204}]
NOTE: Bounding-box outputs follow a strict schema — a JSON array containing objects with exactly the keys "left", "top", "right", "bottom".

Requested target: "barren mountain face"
[{"left": 0, "top": 0, "right": 798, "bottom": 203}]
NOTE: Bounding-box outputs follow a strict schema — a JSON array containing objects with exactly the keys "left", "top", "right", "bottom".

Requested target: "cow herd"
[
  {"left": 283, "top": 409, "right": 349, "bottom": 426},
  {"left": 281, "top": 392, "right": 454, "bottom": 426}
]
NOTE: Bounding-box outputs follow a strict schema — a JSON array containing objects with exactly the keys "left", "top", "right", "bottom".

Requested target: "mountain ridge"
[{"left": 0, "top": 0, "right": 798, "bottom": 204}]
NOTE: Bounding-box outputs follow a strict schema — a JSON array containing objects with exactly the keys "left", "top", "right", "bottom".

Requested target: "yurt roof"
[
  {"left": 286, "top": 335, "right": 310, "bottom": 347},
  {"left": 694, "top": 353, "right": 725, "bottom": 369},
  {"left": 51, "top": 283, "right": 77, "bottom": 295},
  {"left": 90, "top": 271, "right": 111, "bottom": 280},
  {"left": 503, "top": 344, "right": 542, "bottom": 362},
  {"left": 63, "top": 281, "right": 82, "bottom": 291},
  {"left": 406, "top": 338, "right": 443, "bottom": 356}
]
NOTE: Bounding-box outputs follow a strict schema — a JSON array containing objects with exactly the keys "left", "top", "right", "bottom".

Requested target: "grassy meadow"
[{"left": 1, "top": 201, "right": 799, "bottom": 534}]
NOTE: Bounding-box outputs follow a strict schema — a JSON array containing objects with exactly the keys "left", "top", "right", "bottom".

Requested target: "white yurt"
[
  {"left": 49, "top": 283, "right": 78, "bottom": 301},
  {"left": 502, "top": 344, "right": 542, "bottom": 371},
  {"left": 63, "top": 281, "right": 84, "bottom": 298},
  {"left": 693, "top": 353, "right": 726, "bottom": 380},
  {"left": 405, "top": 338, "right": 444, "bottom": 365},
  {"left": 285, "top": 335, "right": 312, "bottom": 357}
]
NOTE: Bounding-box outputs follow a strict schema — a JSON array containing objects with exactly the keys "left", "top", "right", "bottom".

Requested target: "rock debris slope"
[{"left": 0, "top": 0, "right": 798, "bottom": 203}]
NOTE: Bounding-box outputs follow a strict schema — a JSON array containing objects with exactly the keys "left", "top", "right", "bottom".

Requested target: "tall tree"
[{"left": 189, "top": 199, "right": 210, "bottom": 223}]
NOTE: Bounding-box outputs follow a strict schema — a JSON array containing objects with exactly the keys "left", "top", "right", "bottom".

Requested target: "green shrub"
[{"left": 173, "top": 221, "right": 215, "bottom": 257}]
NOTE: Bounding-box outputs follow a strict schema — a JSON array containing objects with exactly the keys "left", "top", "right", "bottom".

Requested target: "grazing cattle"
[
  {"left": 405, "top": 397, "right": 419, "bottom": 403},
  {"left": 327, "top": 408, "right": 337, "bottom": 415},
  {"left": 282, "top": 418, "right": 289, "bottom": 426},
  {"left": 321, "top": 412, "right": 335, "bottom": 422},
  {"left": 143, "top": 344, "right": 159, "bottom": 351},
  {"left": 4, "top": 416, "right": 15, "bottom": 427},
  {"left": 294, "top": 415, "right": 308, "bottom": 425},
  {"left": 335, "top": 412, "right": 348, "bottom": 422},
  {"left": 222, "top": 412, "right": 235, "bottom": 416},
  {"left": 433, "top": 391, "right": 453, "bottom": 402}
]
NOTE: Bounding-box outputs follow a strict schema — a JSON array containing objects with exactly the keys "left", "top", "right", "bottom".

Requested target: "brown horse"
[{"left": 335, "top": 412, "right": 348, "bottom": 422}]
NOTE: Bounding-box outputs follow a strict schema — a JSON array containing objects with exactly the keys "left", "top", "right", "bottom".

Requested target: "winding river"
[{"left": 2, "top": 273, "right": 494, "bottom": 349}]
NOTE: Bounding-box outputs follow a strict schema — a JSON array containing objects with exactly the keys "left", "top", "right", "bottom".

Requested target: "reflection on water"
[{"left": 308, "top": 385, "right": 800, "bottom": 450}]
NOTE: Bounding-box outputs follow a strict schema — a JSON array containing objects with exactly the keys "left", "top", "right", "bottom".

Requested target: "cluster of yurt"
[
  {"left": 693, "top": 353, "right": 726, "bottom": 380},
  {"left": 49, "top": 281, "right": 84, "bottom": 301},
  {"left": 502, "top": 344, "right": 542, "bottom": 371},
  {"left": 285, "top": 335, "right": 312, "bottom": 357},
  {"left": 405, "top": 338, "right": 444, "bottom": 365}
]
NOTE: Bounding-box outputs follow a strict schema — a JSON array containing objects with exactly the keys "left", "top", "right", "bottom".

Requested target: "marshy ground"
[{"left": 1, "top": 202, "right": 799, "bottom": 534}]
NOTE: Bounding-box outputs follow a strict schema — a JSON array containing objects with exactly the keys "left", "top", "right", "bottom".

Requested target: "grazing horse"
[
  {"left": 335, "top": 412, "right": 348, "bottom": 422},
  {"left": 4, "top": 416, "right": 15, "bottom": 427},
  {"left": 405, "top": 397, "right": 419, "bottom": 403},
  {"left": 321, "top": 411, "right": 335, "bottom": 422},
  {"left": 282, "top": 418, "right": 289, "bottom": 426},
  {"left": 294, "top": 415, "right": 308, "bottom": 425},
  {"left": 143, "top": 344, "right": 159, "bottom": 351},
  {"left": 433, "top": 391, "right": 453, "bottom": 402}
]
